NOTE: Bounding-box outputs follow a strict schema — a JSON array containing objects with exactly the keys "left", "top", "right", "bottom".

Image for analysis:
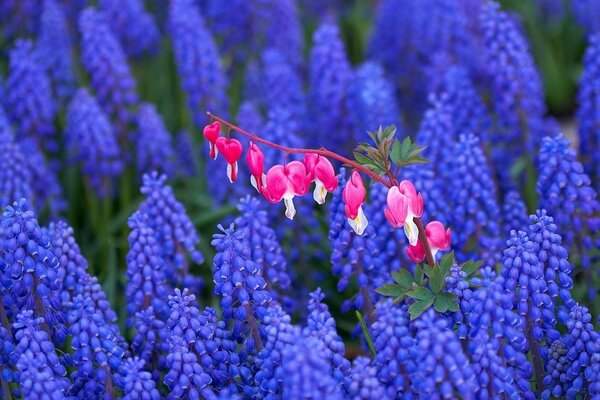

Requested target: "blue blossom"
[
  {"left": 370, "top": 300, "right": 415, "bottom": 398},
  {"left": 66, "top": 88, "right": 123, "bottom": 197},
  {"left": 67, "top": 293, "right": 127, "bottom": 398},
  {"left": 234, "top": 197, "right": 292, "bottom": 295},
  {"left": 135, "top": 103, "right": 176, "bottom": 177},
  {"left": 37, "top": 0, "right": 76, "bottom": 103},
  {"left": 502, "top": 190, "right": 530, "bottom": 235},
  {"left": 577, "top": 33, "right": 600, "bottom": 192},
  {"left": 447, "top": 134, "right": 503, "bottom": 265},
  {"left": 126, "top": 211, "right": 169, "bottom": 323},
  {"left": 211, "top": 224, "right": 271, "bottom": 345},
  {"left": 279, "top": 337, "right": 344, "bottom": 399},
  {"left": 5, "top": 39, "right": 57, "bottom": 152},
  {"left": 168, "top": 0, "right": 228, "bottom": 127},
  {"left": 13, "top": 311, "right": 69, "bottom": 399},
  {"left": 131, "top": 307, "right": 168, "bottom": 380},
  {"left": 411, "top": 309, "right": 478, "bottom": 398},
  {"left": 348, "top": 62, "right": 401, "bottom": 141},
  {"left": 537, "top": 134, "right": 599, "bottom": 270},
  {"left": 347, "top": 356, "right": 390, "bottom": 400},
  {"left": 99, "top": 0, "right": 159, "bottom": 58},
  {"left": 528, "top": 210, "right": 575, "bottom": 307},
  {"left": 445, "top": 264, "right": 473, "bottom": 339},
  {"left": 79, "top": 7, "right": 138, "bottom": 130},
  {"left": 115, "top": 357, "right": 161, "bottom": 400},
  {"left": 586, "top": 353, "right": 600, "bottom": 399},
  {"left": 250, "top": 0, "right": 303, "bottom": 68},
  {"left": 0, "top": 325, "right": 18, "bottom": 384},
  {"left": 501, "top": 230, "right": 556, "bottom": 342},
  {"left": 303, "top": 289, "right": 350, "bottom": 387},
  {"left": 572, "top": 0, "right": 600, "bottom": 35},
  {"left": 176, "top": 130, "right": 198, "bottom": 178},
  {"left": 308, "top": 21, "right": 353, "bottom": 153},
  {"left": 202, "top": 0, "right": 252, "bottom": 63},
  {"left": 139, "top": 172, "right": 204, "bottom": 289},
  {"left": 0, "top": 199, "right": 66, "bottom": 343},
  {"left": 416, "top": 94, "right": 457, "bottom": 174},
  {"left": 236, "top": 101, "right": 264, "bottom": 135},
  {"left": 329, "top": 172, "right": 388, "bottom": 314},
  {"left": 0, "top": 128, "right": 34, "bottom": 209},
  {"left": 0, "top": 0, "right": 40, "bottom": 37},
  {"left": 481, "top": 2, "right": 546, "bottom": 184}
]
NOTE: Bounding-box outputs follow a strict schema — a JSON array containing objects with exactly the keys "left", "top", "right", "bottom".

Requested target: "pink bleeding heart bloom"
[
  {"left": 203, "top": 121, "right": 221, "bottom": 160},
  {"left": 405, "top": 220, "right": 451, "bottom": 263},
  {"left": 246, "top": 142, "right": 266, "bottom": 193},
  {"left": 303, "top": 154, "right": 338, "bottom": 204},
  {"left": 216, "top": 137, "right": 243, "bottom": 183},
  {"left": 384, "top": 180, "right": 423, "bottom": 246},
  {"left": 342, "top": 171, "right": 368, "bottom": 235},
  {"left": 264, "top": 161, "right": 309, "bottom": 220}
]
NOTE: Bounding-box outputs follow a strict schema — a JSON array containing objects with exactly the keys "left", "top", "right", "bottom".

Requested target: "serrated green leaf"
[
  {"left": 375, "top": 284, "right": 406, "bottom": 297},
  {"left": 414, "top": 264, "right": 423, "bottom": 285},
  {"left": 461, "top": 259, "right": 483, "bottom": 276},
  {"left": 353, "top": 152, "right": 375, "bottom": 165},
  {"left": 425, "top": 265, "right": 444, "bottom": 294},
  {"left": 356, "top": 311, "right": 376, "bottom": 359},
  {"left": 439, "top": 251, "right": 455, "bottom": 276},
  {"left": 407, "top": 286, "right": 433, "bottom": 301},
  {"left": 447, "top": 302, "right": 460, "bottom": 312},
  {"left": 408, "top": 298, "right": 434, "bottom": 320},
  {"left": 433, "top": 292, "right": 457, "bottom": 313},
  {"left": 392, "top": 269, "right": 413, "bottom": 288}
]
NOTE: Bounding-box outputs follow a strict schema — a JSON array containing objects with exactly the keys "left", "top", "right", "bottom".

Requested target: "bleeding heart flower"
[
  {"left": 405, "top": 220, "right": 451, "bottom": 263},
  {"left": 384, "top": 180, "right": 423, "bottom": 246},
  {"left": 203, "top": 121, "right": 221, "bottom": 160},
  {"left": 216, "top": 137, "right": 243, "bottom": 183},
  {"left": 303, "top": 154, "right": 338, "bottom": 204},
  {"left": 342, "top": 171, "right": 368, "bottom": 235},
  {"left": 246, "top": 142, "right": 266, "bottom": 193},
  {"left": 264, "top": 161, "right": 309, "bottom": 220}
]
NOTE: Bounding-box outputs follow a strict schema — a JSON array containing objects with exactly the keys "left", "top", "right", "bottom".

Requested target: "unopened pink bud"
[{"left": 246, "top": 142, "right": 266, "bottom": 193}]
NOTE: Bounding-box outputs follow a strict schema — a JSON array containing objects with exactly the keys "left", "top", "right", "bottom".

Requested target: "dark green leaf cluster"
[
  {"left": 352, "top": 126, "right": 428, "bottom": 178},
  {"left": 376, "top": 252, "right": 482, "bottom": 320}
]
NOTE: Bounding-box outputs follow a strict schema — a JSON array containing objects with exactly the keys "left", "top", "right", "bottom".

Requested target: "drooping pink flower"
[
  {"left": 264, "top": 161, "right": 309, "bottom": 220},
  {"left": 342, "top": 171, "right": 368, "bottom": 235},
  {"left": 384, "top": 180, "right": 423, "bottom": 246},
  {"left": 203, "top": 121, "right": 221, "bottom": 159},
  {"left": 303, "top": 154, "right": 338, "bottom": 204},
  {"left": 216, "top": 137, "right": 243, "bottom": 183},
  {"left": 246, "top": 142, "right": 266, "bottom": 193},
  {"left": 405, "top": 220, "right": 451, "bottom": 263}
]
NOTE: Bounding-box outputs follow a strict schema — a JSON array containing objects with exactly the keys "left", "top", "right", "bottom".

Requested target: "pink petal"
[
  {"left": 265, "top": 165, "right": 289, "bottom": 202},
  {"left": 406, "top": 241, "right": 425, "bottom": 263},
  {"left": 386, "top": 186, "right": 408, "bottom": 228},
  {"left": 314, "top": 156, "right": 337, "bottom": 192},
  {"left": 285, "top": 161, "right": 309, "bottom": 196},
  {"left": 216, "top": 137, "right": 243, "bottom": 164},
  {"left": 342, "top": 171, "right": 366, "bottom": 219},
  {"left": 203, "top": 121, "right": 220, "bottom": 142},
  {"left": 426, "top": 221, "right": 451, "bottom": 250}
]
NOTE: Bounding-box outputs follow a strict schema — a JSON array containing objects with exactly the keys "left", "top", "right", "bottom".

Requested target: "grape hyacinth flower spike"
[
  {"left": 246, "top": 141, "right": 266, "bottom": 193},
  {"left": 264, "top": 161, "right": 309, "bottom": 220},
  {"left": 303, "top": 153, "right": 338, "bottom": 205},
  {"left": 342, "top": 171, "right": 368, "bottom": 235},
  {"left": 406, "top": 220, "right": 452, "bottom": 263},
  {"left": 385, "top": 180, "right": 424, "bottom": 245},
  {"left": 215, "top": 137, "right": 243, "bottom": 183},
  {"left": 203, "top": 121, "right": 220, "bottom": 160}
]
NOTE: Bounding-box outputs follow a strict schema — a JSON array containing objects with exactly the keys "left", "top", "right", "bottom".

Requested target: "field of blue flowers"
[{"left": 0, "top": 0, "right": 599, "bottom": 398}]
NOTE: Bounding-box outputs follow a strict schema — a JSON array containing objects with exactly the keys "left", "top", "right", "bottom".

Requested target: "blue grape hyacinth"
[
  {"left": 115, "top": 357, "right": 161, "bottom": 400},
  {"left": 66, "top": 88, "right": 123, "bottom": 197},
  {"left": 0, "top": 127, "right": 34, "bottom": 209},
  {"left": 135, "top": 103, "right": 176, "bottom": 178}
]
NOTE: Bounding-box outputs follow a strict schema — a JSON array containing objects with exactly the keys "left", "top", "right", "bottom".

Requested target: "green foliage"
[
  {"left": 356, "top": 311, "right": 376, "bottom": 358},
  {"left": 352, "top": 126, "right": 428, "bottom": 178},
  {"left": 376, "top": 252, "right": 481, "bottom": 320}
]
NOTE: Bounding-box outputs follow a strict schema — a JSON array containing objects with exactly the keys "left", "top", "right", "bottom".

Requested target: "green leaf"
[
  {"left": 414, "top": 264, "right": 424, "bottom": 285},
  {"left": 433, "top": 292, "right": 458, "bottom": 313},
  {"left": 447, "top": 302, "right": 460, "bottom": 312},
  {"left": 408, "top": 298, "right": 435, "bottom": 320},
  {"left": 406, "top": 286, "right": 433, "bottom": 301},
  {"left": 375, "top": 284, "right": 406, "bottom": 297},
  {"left": 356, "top": 311, "right": 376, "bottom": 359},
  {"left": 439, "top": 251, "right": 455, "bottom": 276},
  {"left": 424, "top": 265, "right": 443, "bottom": 294},
  {"left": 389, "top": 136, "right": 429, "bottom": 168},
  {"left": 391, "top": 269, "right": 413, "bottom": 288},
  {"left": 461, "top": 260, "right": 483, "bottom": 276}
]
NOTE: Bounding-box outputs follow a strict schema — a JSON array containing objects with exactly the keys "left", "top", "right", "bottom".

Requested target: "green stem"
[{"left": 526, "top": 315, "right": 545, "bottom": 397}]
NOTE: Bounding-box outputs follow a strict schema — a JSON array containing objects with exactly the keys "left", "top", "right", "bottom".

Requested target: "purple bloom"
[
  {"left": 445, "top": 264, "right": 473, "bottom": 339},
  {"left": 347, "top": 356, "right": 390, "bottom": 400},
  {"left": 66, "top": 88, "right": 123, "bottom": 197},
  {"left": 135, "top": 103, "right": 176, "bottom": 178},
  {"left": 0, "top": 125, "right": 34, "bottom": 209},
  {"left": 115, "top": 357, "right": 161, "bottom": 400},
  {"left": 572, "top": 0, "right": 600, "bottom": 35},
  {"left": 176, "top": 130, "right": 198, "bottom": 178},
  {"left": 502, "top": 190, "right": 530, "bottom": 235}
]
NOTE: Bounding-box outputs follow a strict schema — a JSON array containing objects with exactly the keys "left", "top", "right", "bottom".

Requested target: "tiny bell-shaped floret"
[
  {"left": 203, "top": 121, "right": 220, "bottom": 160},
  {"left": 246, "top": 141, "right": 266, "bottom": 193},
  {"left": 342, "top": 171, "right": 368, "bottom": 235},
  {"left": 215, "top": 137, "right": 243, "bottom": 183},
  {"left": 264, "top": 161, "right": 309, "bottom": 220},
  {"left": 406, "top": 220, "right": 451, "bottom": 263},
  {"left": 384, "top": 180, "right": 423, "bottom": 245},
  {"left": 303, "top": 153, "right": 338, "bottom": 204}
]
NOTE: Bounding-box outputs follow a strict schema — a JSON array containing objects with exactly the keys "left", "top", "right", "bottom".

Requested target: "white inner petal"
[
  {"left": 348, "top": 206, "right": 368, "bottom": 235},
  {"left": 312, "top": 180, "right": 327, "bottom": 204},
  {"left": 404, "top": 216, "right": 419, "bottom": 246},
  {"left": 284, "top": 197, "right": 296, "bottom": 220}
]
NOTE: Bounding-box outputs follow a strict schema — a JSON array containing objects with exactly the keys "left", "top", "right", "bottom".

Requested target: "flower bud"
[
  {"left": 216, "top": 137, "right": 243, "bottom": 183},
  {"left": 342, "top": 171, "right": 368, "bottom": 235},
  {"left": 203, "top": 121, "right": 221, "bottom": 159},
  {"left": 246, "top": 142, "right": 266, "bottom": 193}
]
